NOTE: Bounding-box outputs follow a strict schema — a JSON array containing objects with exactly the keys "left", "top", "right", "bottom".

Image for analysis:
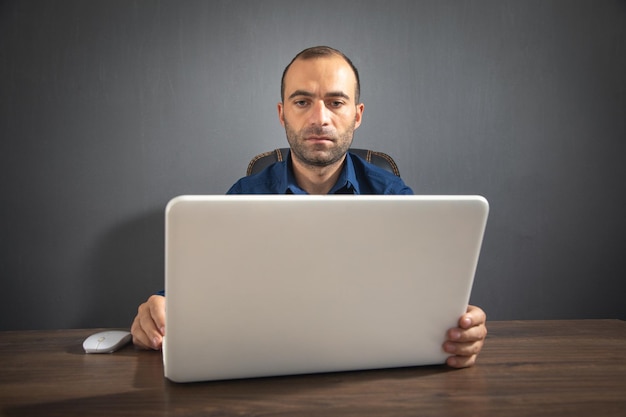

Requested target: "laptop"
[{"left": 163, "top": 195, "right": 489, "bottom": 383}]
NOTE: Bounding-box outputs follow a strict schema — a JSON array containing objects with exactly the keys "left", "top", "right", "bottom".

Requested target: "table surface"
[{"left": 1, "top": 320, "right": 625, "bottom": 417}]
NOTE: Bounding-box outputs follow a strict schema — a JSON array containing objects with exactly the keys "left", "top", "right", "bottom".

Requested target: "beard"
[{"left": 284, "top": 121, "right": 355, "bottom": 168}]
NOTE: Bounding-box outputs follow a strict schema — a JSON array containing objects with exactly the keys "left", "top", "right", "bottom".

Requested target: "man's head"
[
  {"left": 278, "top": 46, "right": 364, "bottom": 168},
  {"left": 280, "top": 46, "right": 361, "bottom": 104}
]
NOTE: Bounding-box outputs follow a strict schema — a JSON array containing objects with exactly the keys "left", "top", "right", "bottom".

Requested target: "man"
[{"left": 131, "top": 46, "right": 488, "bottom": 368}]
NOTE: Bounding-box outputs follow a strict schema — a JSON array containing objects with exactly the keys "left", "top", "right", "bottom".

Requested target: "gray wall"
[{"left": 1, "top": 0, "right": 624, "bottom": 331}]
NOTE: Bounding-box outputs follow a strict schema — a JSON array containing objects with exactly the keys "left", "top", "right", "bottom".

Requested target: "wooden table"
[{"left": 1, "top": 320, "right": 625, "bottom": 416}]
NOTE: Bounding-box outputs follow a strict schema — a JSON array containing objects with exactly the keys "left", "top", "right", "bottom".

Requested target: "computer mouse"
[{"left": 83, "top": 330, "right": 132, "bottom": 353}]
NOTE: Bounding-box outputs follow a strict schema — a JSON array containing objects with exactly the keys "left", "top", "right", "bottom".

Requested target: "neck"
[{"left": 291, "top": 155, "right": 346, "bottom": 195}]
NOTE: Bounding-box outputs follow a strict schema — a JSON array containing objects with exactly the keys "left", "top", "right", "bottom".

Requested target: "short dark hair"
[{"left": 280, "top": 46, "right": 361, "bottom": 103}]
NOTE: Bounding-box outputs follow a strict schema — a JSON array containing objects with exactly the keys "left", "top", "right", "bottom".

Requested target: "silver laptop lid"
[{"left": 163, "top": 195, "right": 489, "bottom": 382}]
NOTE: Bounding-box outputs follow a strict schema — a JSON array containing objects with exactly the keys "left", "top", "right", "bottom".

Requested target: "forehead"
[{"left": 283, "top": 56, "right": 357, "bottom": 99}]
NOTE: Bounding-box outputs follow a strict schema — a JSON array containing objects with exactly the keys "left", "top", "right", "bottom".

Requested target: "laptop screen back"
[{"left": 163, "top": 195, "right": 489, "bottom": 382}]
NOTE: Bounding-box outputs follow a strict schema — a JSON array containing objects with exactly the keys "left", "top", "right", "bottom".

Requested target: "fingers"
[
  {"left": 131, "top": 295, "right": 166, "bottom": 350},
  {"left": 443, "top": 337, "right": 484, "bottom": 368},
  {"left": 148, "top": 295, "right": 166, "bottom": 335},
  {"left": 130, "top": 315, "right": 152, "bottom": 350},
  {"left": 461, "top": 304, "right": 487, "bottom": 329},
  {"left": 447, "top": 321, "right": 487, "bottom": 343},
  {"left": 446, "top": 353, "right": 478, "bottom": 368},
  {"left": 443, "top": 304, "right": 488, "bottom": 368}
]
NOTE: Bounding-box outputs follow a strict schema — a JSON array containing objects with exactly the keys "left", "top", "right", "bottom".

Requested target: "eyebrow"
[{"left": 288, "top": 90, "right": 351, "bottom": 101}]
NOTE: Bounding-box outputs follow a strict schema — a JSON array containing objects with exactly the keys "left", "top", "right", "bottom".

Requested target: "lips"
[{"left": 306, "top": 136, "right": 334, "bottom": 143}]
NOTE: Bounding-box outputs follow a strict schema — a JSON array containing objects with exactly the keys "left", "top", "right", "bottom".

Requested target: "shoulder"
[
  {"left": 349, "top": 152, "right": 414, "bottom": 195},
  {"left": 227, "top": 161, "right": 286, "bottom": 194}
]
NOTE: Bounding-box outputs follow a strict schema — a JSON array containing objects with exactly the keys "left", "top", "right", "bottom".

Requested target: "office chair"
[{"left": 246, "top": 148, "right": 401, "bottom": 176}]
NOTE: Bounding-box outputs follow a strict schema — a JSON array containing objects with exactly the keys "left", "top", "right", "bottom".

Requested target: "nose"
[{"left": 309, "top": 100, "right": 331, "bottom": 125}]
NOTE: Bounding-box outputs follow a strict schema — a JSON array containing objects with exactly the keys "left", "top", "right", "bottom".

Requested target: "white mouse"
[{"left": 83, "top": 330, "right": 132, "bottom": 353}]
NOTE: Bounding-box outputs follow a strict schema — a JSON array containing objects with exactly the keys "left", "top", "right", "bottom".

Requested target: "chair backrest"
[{"left": 246, "top": 148, "right": 401, "bottom": 176}]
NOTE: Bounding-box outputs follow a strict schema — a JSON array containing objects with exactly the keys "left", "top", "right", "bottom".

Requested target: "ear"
[
  {"left": 354, "top": 103, "right": 364, "bottom": 129},
  {"left": 277, "top": 102, "right": 285, "bottom": 127}
]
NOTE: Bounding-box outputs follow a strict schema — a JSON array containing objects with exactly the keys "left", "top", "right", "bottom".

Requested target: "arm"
[
  {"left": 442, "top": 304, "right": 487, "bottom": 368},
  {"left": 130, "top": 294, "right": 166, "bottom": 350}
]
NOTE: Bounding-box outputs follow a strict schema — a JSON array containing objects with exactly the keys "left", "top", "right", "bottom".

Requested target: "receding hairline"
[{"left": 280, "top": 46, "right": 361, "bottom": 103}]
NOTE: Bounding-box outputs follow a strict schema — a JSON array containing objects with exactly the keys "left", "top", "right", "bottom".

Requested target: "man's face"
[{"left": 278, "top": 56, "right": 364, "bottom": 167}]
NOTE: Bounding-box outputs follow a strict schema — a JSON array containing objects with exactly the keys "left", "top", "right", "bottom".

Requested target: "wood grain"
[{"left": 1, "top": 320, "right": 625, "bottom": 416}]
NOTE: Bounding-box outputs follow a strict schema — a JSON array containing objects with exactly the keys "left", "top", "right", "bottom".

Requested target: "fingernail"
[
  {"left": 445, "top": 342, "right": 457, "bottom": 353},
  {"left": 152, "top": 337, "right": 160, "bottom": 349},
  {"left": 447, "top": 357, "right": 457, "bottom": 367},
  {"left": 160, "top": 327, "right": 166, "bottom": 336},
  {"left": 450, "top": 330, "right": 461, "bottom": 340}
]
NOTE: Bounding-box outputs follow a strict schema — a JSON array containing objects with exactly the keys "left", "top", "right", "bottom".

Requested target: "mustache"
[{"left": 302, "top": 126, "right": 336, "bottom": 137}]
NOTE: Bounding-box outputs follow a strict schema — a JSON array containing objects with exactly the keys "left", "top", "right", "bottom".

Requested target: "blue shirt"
[{"left": 227, "top": 151, "right": 413, "bottom": 195}]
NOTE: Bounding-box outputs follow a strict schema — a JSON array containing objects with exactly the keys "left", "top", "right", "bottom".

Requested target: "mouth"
[{"left": 305, "top": 136, "right": 334, "bottom": 144}]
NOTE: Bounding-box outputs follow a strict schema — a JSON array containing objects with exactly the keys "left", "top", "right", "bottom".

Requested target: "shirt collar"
[{"left": 283, "top": 151, "right": 360, "bottom": 195}]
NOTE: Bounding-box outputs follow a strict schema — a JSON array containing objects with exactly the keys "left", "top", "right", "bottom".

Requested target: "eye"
[
  {"left": 329, "top": 100, "right": 345, "bottom": 108},
  {"left": 294, "top": 100, "right": 309, "bottom": 107}
]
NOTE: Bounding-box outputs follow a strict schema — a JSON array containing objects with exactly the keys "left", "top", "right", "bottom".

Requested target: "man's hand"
[
  {"left": 443, "top": 304, "right": 487, "bottom": 368},
  {"left": 131, "top": 295, "right": 166, "bottom": 350}
]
